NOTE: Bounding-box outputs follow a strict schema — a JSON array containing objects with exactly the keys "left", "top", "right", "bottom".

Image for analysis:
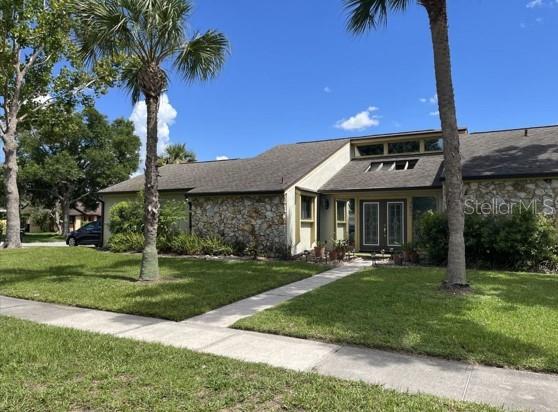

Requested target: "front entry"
[{"left": 360, "top": 200, "right": 406, "bottom": 252}]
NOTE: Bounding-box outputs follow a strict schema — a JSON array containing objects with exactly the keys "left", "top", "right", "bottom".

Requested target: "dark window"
[
  {"left": 388, "top": 140, "right": 420, "bottom": 154},
  {"left": 301, "top": 196, "right": 313, "bottom": 220},
  {"left": 357, "top": 144, "right": 384, "bottom": 156},
  {"left": 424, "top": 138, "right": 443, "bottom": 152},
  {"left": 336, "top": 200, "right": 346, "bottom": 222}
]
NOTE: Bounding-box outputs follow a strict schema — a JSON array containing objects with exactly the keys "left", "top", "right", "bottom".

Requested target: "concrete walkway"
[
  {"left": 2, "top": 265, "right": 558, "bottom": 411},
  {"left": 187, "top": 261, "right": 371, "bottom": 327}
]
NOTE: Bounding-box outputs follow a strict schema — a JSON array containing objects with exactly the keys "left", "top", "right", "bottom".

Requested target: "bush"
[
  {"left": 110, "top": 231, "right": 233, "bottom": 256},
  {"left": 109, "top": 194, "right": 186, "bottom": 237},
  {"left": 416, "top": 210, "right": 558, "bottom": 272},
  {"left": 107, "top": 232, "right": 144, "bottom": 253}
]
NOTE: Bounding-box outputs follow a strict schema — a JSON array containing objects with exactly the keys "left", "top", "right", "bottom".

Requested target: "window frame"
[
  {"left": 387, "top": 140, "right": 421, "bottom": 155},
  {"left": 300, "top": 195, "right": 314, "bottom": 222},
  {"left": 336, "top": 200, "right": 347, "bottom": 223},
  {"left": 424, "top": 138, "right": 444, "bottom": 152}
]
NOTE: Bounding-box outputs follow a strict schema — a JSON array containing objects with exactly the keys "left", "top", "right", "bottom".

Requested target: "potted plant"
[
  {"left": 314, "top": 241, "right": 326, "bottom": 258},
  {"left": 393, "top": 253, "right": 403, "bottom": 265},
  {"left": 401, "top": 242, "right": 419, "bottom": 263},
  {"left": 332, "top": 240, "right": 348, "bottom": 261}
]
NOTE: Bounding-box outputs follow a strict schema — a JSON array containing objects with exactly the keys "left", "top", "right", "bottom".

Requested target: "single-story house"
[
  {"left": 99, "top": 125, "right": 558, "bottom": 255},
  {"left": 68, "top": 202, "right": 102, "bottom": 232}
]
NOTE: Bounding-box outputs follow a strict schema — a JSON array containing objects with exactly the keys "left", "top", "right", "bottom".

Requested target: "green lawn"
[
  {"left": 0, "top": 248, "right": 324, "bottom": 320},
  {"left": 235, "top": 266, "right": 558, "bottom": 373},
  {"left": 0, "top": 317, "right": 497, "bottom": 411},
  {"left": 22, "top": 232, "right": 65, "bottom": 243}
]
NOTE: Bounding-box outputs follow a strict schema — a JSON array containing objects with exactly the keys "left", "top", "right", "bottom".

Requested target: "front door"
[{"left": 360, "top": 200, "right": 406, "bottom": 252}]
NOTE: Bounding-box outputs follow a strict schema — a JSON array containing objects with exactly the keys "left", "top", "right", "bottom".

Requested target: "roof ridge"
[{"left": 470, "top": 124, "right": 558, "bottom": 135}]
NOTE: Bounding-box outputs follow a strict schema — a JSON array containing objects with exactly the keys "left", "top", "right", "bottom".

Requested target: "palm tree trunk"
[
  {"left": 139, "top": 94, "right": 160, "bottom": 281},
  {"left": 2, "top": 125, "right": 22, "bottom": 248},
  {"left": 423, "top": 0, "right": 467, "bottom": 288}
]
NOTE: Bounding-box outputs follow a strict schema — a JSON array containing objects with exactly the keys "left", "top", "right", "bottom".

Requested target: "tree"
[
  {"left": 345, "top": 0, "right": 467, "bottom": 289},
  {"left": 73, "top": 0, "right": 229, "bottom": 281},
  {"left": 159, "top": 143, "right": 196, "bottom": 166},
  {"left": 0, "top": 0, "right": 114, "bottom": 248},
  {"left": 19, "top": 106, "right": 140, "bottom": 236}
]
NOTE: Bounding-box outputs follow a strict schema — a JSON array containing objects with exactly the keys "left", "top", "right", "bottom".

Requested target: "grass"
[
  {"left": 235, "top": 266, "right": 558, "bottom": 373},
  {"left": 0, "top": 317, "right": 498, "bottom": 411},
  {"left": 22, "top": 232, "right": 65, "bottom": 243},
  {"left": 0, "top": 247, "right": 324, "bottom": 321}
]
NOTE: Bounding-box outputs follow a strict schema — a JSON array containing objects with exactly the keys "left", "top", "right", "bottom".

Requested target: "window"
[
  {"left": 301, "top": 196, "right": 313, "bottom": 221},
  {"left": 336, "top": 200, "right": 346, "bottom": 222},
  {"left": 367, "top": 159, "right": 418, "bottom": 172},
  {"left": 357, "top": 144, "right": 384, "bottom": 156},
  {"left": 424, "top": 138, "right": 443, "bottom": 152},
  {"left": 388, "top": 140, "right": 420, "bottom": 154}
]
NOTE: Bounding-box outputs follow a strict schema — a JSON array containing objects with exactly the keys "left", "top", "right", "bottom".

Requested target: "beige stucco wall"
[
  {"left": 100, "top": 191, "right": 189, "bottom": 246},
  {"left": 285, "top": 142, "right": 351, "bottom": 254}
]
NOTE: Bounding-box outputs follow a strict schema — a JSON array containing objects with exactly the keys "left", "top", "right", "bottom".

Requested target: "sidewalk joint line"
[{"left": 461, "top": 364, "right": 474, "bottom": 401}]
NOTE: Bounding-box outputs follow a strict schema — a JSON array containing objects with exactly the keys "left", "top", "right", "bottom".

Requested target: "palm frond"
[
  {"left": 173, "top": 30, "right": 229, "bottom": 82},
  {"left": 344, "top": 0, "right": 410, "bottom": 33}
]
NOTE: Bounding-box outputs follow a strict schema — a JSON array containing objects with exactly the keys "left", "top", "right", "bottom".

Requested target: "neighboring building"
[
  {"left": 99, "top": 125, "right": 558, "bottom": 255},
  {"left": 22, "top": 202, "right": 101, "bottom": 233},
  {"left": 69, "top": 202, "right": 102, "bottom": 232}
]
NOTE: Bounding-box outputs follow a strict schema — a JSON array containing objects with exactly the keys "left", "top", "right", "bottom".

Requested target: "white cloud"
[
  {"left": 419, "top": 94, "right": 438, "bottom": 104},
  {"left": 324, "top": 86, "right": 332, "bottom": 93},
  {"left": 335, "top": 106, "right": 380, "bottom": 131},
  {"left": 526, "top": 0, "right": 543, "bottom": 7},
  {"left": 216, "top": 155, "right": 229, "bottom": 161},
  {"left": 429, "top": 110, "right": 440, "bottom": 116},
  {"left": 129, "top": 93, "right": 177, "bottom": 166},
  {"left": 520, "top": 22, "right": 527, "bottom": 29},
  {"left": 536, "top": 17, "right": 544, "bottom": 23}
]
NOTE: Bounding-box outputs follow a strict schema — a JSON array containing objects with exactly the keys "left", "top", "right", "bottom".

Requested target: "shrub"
[
  {"left": 200, "top": 235, "right": 233, "bottom": 256},
  {"left": 416, "top": 210, "right": 558, "bottom": 272},
  {"left": 109, "top": 194, "right": 186, "bottom": 237},
  {"left": 107, "top": 232, "right": 144, "bottom": 253},
  {"left": 166, "top": 233, "right": 203, "bottom": 255}
]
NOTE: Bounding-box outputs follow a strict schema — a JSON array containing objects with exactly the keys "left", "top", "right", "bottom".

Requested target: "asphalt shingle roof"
[
  {"left": 460, "top": 125, "right": 558, "bottom": 178},
  {"left": 101, "top": 125, "right": 558, "bottom": 195},
  {"left": 100, "top": 139, "right": 349, "bottom": 194},
  {"left": 319, "top": 155, "right": 444, "bottom": 192}
]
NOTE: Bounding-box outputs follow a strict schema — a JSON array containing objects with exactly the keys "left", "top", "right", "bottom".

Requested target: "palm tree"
[
  {"left": 345, "top": 0, "right": 467, "bottom": 289},
  {"left": 73, "top": 0, "right": 228, "bottom": 281},
  {"left": 159, "top": 143, "right": 196, "bottom": 166}
]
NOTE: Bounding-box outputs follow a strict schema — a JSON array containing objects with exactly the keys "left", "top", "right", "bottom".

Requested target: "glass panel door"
[
  {"left": 387, "top": 202, "right": 404, "bottom": 246},
  {"left": 362, "top": 202, "right": 379, "bottom": 246}
]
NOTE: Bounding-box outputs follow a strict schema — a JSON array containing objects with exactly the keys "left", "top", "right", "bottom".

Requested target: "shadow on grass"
[
  {"left": 236, "top": 267, "right": 558, "bottom": 372},
  {"left": 0, "top": 249, "right": 321, "bottom": 321}
]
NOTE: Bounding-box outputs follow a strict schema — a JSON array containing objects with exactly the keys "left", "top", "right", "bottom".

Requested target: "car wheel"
[{"left": 68, "top": 237, "right": 78, "bottom": 247}]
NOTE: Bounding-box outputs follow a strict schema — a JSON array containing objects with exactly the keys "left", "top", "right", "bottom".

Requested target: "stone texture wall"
[
  {"left": 463, "top": 178, "right": 558, "bottom": 215},
  {"left": 189, "top": 194, "right": 287, "bottom": 256}
]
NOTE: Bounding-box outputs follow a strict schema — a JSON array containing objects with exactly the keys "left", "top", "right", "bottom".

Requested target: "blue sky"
[{"left": 95, "top": 0, "right": 558, "bottom": 162}]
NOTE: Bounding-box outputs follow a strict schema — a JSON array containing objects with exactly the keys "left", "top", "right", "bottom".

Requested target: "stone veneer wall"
[
  {"left": 463, "top": 178, "right": 558, "bottom": 215},
  {"left": 189, "top": 194, "right": 287, "bottom": 256}
]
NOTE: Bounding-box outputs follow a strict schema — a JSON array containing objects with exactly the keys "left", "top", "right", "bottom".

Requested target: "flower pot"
[
  {"left": 337, "top": 251, "right": 346, "bottom": 261},
  {"left": 314, "top": 246, "right": 325, "bottom": 258},
  {"left": 329, "top": 250, "right": 338, "bottom": 261}
]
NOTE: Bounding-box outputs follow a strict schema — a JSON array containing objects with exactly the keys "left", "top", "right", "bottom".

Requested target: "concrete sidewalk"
[
  {"left": 187, "top": 261, "right": 371, "bottom": 327},
  {"left": 2, "top": 294, "right": 557, "bottom": 411}
]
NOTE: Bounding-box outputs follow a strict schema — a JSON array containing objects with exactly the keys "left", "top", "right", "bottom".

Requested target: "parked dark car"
[{"left": 66, "top": 220, "right": 102, "bottom": 247}]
